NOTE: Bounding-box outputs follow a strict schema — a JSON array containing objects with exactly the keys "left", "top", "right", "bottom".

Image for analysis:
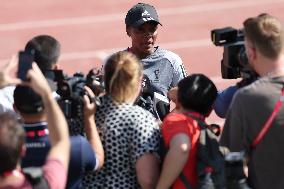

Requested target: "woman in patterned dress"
[{"left": 83, "top": 51, "right": 161, "bottom": 189}]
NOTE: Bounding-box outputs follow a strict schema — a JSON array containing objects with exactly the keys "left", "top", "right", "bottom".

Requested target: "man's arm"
[
  {"left": 156, "top": 133, "right": 190, "bottom": 189},
  {"left": 27, "top": 63, "right": 70, "bottom": 169}
]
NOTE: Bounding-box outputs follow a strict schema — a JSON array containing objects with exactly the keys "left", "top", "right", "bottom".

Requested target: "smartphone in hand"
[{"left": 17, "top": 51, "right": 34, "bottom": 81}]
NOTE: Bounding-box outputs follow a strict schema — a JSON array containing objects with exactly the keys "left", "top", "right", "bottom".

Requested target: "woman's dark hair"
[{"left": 178, "top": 74, "right": 218, "bottom": 115}]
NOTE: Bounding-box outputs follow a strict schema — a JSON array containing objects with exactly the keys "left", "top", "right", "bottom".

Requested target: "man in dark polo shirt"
[{"left": 14, "top": 86, "right": 104, "bottom": 189}]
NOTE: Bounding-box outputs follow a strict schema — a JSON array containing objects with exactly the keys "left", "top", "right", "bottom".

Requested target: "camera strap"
[{"left": 251, "top": 86, "right": 284, "bottom": 149}]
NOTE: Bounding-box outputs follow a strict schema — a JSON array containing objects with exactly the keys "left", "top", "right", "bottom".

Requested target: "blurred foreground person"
[{"left": 0, "top": 63, "right": 70, "bottom": 189}]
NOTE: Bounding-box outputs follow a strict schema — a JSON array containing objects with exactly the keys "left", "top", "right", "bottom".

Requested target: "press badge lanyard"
[{"left": 251, "top": 86, "right": 284, "bottom": 148}]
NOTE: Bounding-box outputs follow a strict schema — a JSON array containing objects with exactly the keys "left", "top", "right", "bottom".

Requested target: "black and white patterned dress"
[{"left": 83, "top": 95, "right": 160, "bottom": 189}]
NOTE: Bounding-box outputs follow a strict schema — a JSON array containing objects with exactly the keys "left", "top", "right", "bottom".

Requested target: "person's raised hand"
[
  {"left": 167, "top": 87, "right": 178, "bottom": 104},
  {"left": 26, "top": 63, "right": 52, "bottom": 98},
  {"left": 83, "top": 86, "right": 97, "bottom": 118},
  {"left": 0, "top": 56, "right": 22, "bottom": 88}
]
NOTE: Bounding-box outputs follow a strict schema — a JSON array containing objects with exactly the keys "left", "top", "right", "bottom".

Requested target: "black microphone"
[
  {"left": 156, "top": 101, "right": 170, "bottom": 121},
  {"left": 153, "top": 92, "right": 170, "bottom": 121}
]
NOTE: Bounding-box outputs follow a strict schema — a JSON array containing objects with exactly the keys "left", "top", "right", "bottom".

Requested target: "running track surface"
[{"left": 1, "top": 0, "right": 284, "bottom": 124}]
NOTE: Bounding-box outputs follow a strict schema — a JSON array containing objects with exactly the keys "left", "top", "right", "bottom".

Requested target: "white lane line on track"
[
  {"left": 0, "top": 0, "right": 283, "bottom": 31},
  {"left": 0, "top": 38, "right": 232, "bottom": 84},
  {"left": 0, "top": 38, "right": 211, "bottom": 63},
  {"left": 59, "top": 39, "right": 211, "bottom": 61}
]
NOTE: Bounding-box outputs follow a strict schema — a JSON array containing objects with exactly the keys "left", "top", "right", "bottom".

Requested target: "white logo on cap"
[
  {"left": 143, "top": 17, "right": 154, "bottom": 22},
  {"left": 142, "top": 10, "right": 150, "bottom": 17}
]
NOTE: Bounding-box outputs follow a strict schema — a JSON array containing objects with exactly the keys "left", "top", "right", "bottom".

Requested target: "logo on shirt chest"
[{"left": 154, "top": 69, "right": 160, "bottom": 82}]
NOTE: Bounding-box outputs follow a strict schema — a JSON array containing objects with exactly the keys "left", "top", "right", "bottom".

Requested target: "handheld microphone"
[
  {"left": 156, "top": 101, "right": 170, "bottom": 121},
  {"left": 153, "top": 92, "right": 170, "bottom": 121}
]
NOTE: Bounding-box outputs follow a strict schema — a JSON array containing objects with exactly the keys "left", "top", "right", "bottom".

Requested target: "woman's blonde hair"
[{"left": 104, "top": 51, "right": 143, "bottom": 103}]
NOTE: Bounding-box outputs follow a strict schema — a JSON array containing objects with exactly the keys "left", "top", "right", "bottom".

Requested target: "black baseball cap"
[
  {"left": 125, "top": 3, "right": 162, "bottom": 28},
  {"left": 14, "top": 86, "right": 44, "bottom": 114}
]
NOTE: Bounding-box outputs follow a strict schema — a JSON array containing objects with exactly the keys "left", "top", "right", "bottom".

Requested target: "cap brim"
[{"left": 131, "top": 19, "right": 162, "bottom": 28}]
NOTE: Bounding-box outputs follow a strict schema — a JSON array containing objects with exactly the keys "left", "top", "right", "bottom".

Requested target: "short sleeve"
[
  {"left": 162, "top": 113, "right": 191, "bottom": 147},
  {"left": 129, "top": 109, "right": 160, "bottom": 165},
  {"left": 43, "top": 158, "right": 68, "bottom": 189},
  {"left": 213, "top": 86, "right": 238, "bottom": 118},
  {"left": 167, "top": 51, "right": 187, "bottom": 87},
  {"left": 80, "top": 137, "right": 97, "bottom": 171}
]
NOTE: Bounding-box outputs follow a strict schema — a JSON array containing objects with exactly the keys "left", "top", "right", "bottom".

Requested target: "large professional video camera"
[
  {"left": 225, "top": 152, "right": 251, "bottom": 189},
  {"left": 211, "top": 27, "right": 256, "bottom": 79},
  {"left": 52, "top": 69, "right": 103, "bottom": 135}
]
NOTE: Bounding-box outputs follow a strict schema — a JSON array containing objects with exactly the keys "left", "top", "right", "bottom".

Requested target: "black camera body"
[
  {"left": 211, "top": 27, "right": 252, "bottom": 79},
  {"left": 225, "top": 152, "right": 251, "bottom": 189},
  {"left": 53, "top": 69, "right": 103, "bottom": 135},
  {"left": 57, "top": 72, "right": 87, "bottom": 118}
]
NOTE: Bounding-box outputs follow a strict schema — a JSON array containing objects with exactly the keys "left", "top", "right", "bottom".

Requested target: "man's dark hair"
[
  {"left": 178, "top": 74, "right": 218, "bottom": 115},
  {"left": 0, "top": 113, "right": 25, "bottom": 174},
  {"left": 25, "top": 35, "right": 61, "bottom": 73},
  {"left": 14, "top": 86, "right": 44, "bottom": 114}
]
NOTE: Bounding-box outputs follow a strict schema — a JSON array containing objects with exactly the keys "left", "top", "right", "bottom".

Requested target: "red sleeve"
[
  {"left": 162, "top": 113, "right": 192, "bottom": 147},
  {"left": 43, "top": 158, "right": 68, "bottom": 189}
]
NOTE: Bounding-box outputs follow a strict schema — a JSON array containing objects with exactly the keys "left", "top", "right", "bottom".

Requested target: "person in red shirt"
[{"left": 156, "top": 74, "right": 218, "bottom": 189}]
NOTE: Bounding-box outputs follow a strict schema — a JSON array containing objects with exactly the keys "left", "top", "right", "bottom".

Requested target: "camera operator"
[
  {"left": 13, "top": 68, "right": 104, "bottom": 188},
  {"left": 210, "top": 26, "right": 259, "bottom": 118},
  {"left": 124, "top": 3, "right": 187, "bottom": 120},
  {"left": 220, "top": 13, "right": 284, "bottom": 189},
  {"left": 0, "top": 35, "right": 61, "bottom": 114}
]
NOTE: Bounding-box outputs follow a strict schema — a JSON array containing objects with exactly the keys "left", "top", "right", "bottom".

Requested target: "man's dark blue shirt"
[{"left": 21, "top": 122, "right": 97, "bottom": 189}]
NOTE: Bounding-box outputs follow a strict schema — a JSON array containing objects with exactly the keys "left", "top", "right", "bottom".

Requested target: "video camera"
[
  {"left": 211, "top": 27, "right": 254, "bottom": 79},
  {"left": 52, "top": 69, "right": 103, "bottom": 135},
  {"left": 225, "top": 152, "right": 251, "bottom": 189}
]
